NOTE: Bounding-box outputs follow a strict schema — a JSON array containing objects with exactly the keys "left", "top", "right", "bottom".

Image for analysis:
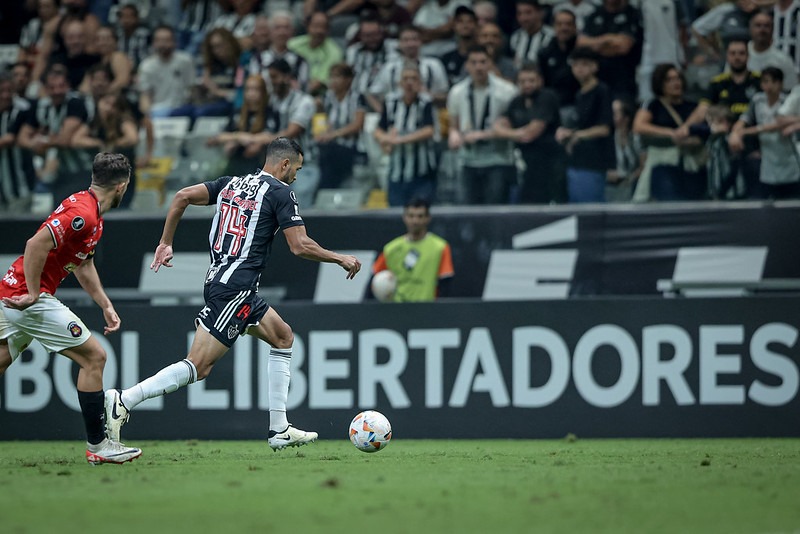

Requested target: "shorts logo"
[
  {"left": 68, "top": 321, "right": 83, "bottom": 338},
  {"left": 72, "top": 217, "right": 85, "bottom": 231},
  {"left": 227, "top": 324, "right": 239, "bottom": 339}
]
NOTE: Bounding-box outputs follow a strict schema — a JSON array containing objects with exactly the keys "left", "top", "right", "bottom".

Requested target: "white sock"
[
  {"left": 121, "top": 359, "right": 198, "bottom": 410},
  {"left": 268, "top": 348, "right": 291, "bottom": 432}
]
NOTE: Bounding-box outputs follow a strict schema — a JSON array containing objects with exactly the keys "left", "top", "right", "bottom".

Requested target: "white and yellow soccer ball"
[
  {"left": 371, "top": 270, "right": 396, "bottom": 302},
  {"left": 349, "top": 410, "right": 392, "bottom": 453}
]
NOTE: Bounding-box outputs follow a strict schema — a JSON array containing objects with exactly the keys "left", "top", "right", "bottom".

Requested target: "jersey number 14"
[{"left": 213, "top": 203, "right": 249, "bottom": 256}]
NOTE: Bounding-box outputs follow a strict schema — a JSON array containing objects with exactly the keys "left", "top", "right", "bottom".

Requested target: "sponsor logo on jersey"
[
  {"left": 63, "top": 263, "right": 78, "bottom": 273},
  {"left": 51, "top": 218, "right": 61, "bottom": 227},
  {"left": 291, "top": 215, "right": 302, "bottom": 221},
  {"left": 227, "top": 324, "right": 239, "bottom": 339},
  {"left": 68, "top": 321, "right": 83, "bottom": 337},
  {"left": 71, "top": 217, "right": 85, "bottom": 231},
  {"left": 290, "top": 191, "right": 298, "bottom": 204}
]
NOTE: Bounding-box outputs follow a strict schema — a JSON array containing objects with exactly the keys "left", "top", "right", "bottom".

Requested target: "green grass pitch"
[{"left": 1, "top": 438, "right": 798, "bottom": 533}]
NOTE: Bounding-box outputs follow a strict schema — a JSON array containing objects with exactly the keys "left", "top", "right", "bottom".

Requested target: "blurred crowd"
[{"left": 2, "top": 0, "right": 800, "bottom": 212}]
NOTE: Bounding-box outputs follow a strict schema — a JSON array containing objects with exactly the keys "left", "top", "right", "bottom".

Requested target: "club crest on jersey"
[
  {"left": 72, "top": 217, "right": 85, "bottom": 231},
  {"left": 227, "top": 324, "right": 239, "bottom": 339},
  {"left": 68, "top": 321, "right": 83, "bottom": 338}
]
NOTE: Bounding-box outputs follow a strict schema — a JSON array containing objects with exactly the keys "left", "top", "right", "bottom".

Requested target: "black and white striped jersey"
[
  {"left": 0, "top": 103, "right": 35, "bottom": 207},
  {"left": 203, "top": 171, "right": 305, "bottom": 291}
]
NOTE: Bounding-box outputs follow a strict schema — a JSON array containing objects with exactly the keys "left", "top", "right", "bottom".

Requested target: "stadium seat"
[
  {"left": 151, "top": 117, "right": 190, "bottom": 158},
  {"left": 314, "top": 188, "right": 364, "bottom": 210},
  {"left": 190, "top": 117, "right": 229, "bottom": 138}
]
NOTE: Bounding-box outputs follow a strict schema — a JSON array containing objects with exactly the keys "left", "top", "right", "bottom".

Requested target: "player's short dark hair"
[
  {"left": 404, "top": 197, "right": 430, "bottom": 213},
  {"left": 265, "top": 137, "right": 303, "bottom": 164},
  {"left": 761, "top": 66, "right": 783, "bottom": 82},
  {"left": 92, "top": 152, "right": 131, "bottom": 187}
]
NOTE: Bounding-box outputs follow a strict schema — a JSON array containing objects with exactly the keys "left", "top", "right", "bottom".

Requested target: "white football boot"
[
  {"left": 86, "top": 438, "right": 142, "bottom": 465},
  {"left": 268, "top": 425, "right": 319, "bottom": 451}
]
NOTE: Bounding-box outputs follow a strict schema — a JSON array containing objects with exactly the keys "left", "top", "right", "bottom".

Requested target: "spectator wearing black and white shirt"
[
  {"left": 374, "top": 62, "right": 439, "bottom": 206},
  {"left": 115, "top": 3, "right": 152, "bottom": 71},
  {"left": 744, "top": 9, "right": 798, "bottom": 88},
  {"left": 509, "top": 0, "right": 554, "bottom": 68},
  {"left": 368, "top": 25, "right": 449, "bottom": 110},
  {"left": 255, "top": 12, "right": 310, "bottom": 92},
  {"left": 0, "top": 72, "right": 35, "bottom": 213},
  {"left": 773, "top": 0, "right": 800, "bottom": 76},
  {"left": 439, "top": 5, "right": 478, "bottom": 86},
  {"left": 346, "top": 17, "right": 399, "bottom": 104},
  {"left": 316, "top": 63, "right": 367, "bottom": 190},
  {"left": 538, "top": 8, "right": 580, "bottom": 119}
]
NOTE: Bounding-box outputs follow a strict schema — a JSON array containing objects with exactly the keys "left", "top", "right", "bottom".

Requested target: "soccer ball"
[
  {"left": 349, "top": 410, "right": 392, "bottom": 453},
  {"left": 371, "top": 270, "right": 396, "bottom": 302}
]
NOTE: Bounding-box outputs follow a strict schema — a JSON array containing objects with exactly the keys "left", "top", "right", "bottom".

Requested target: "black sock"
[{"left": 78, "top": 390, "right": 106, "bottom": 445}]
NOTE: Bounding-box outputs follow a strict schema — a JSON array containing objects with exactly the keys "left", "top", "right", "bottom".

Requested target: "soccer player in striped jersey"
[{"left": 104, "top": 138, "right": 361, "bottom": 451}]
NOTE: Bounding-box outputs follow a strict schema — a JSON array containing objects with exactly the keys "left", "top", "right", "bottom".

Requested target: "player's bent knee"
[{"left": 274, "top": 323, "right": 293, "bottom": 349}]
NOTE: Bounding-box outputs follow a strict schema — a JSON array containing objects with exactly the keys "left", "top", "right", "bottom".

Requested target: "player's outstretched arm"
[
  {"left": 283, "top": 226, "right": 361, "bottom": 279},
  {"left": 151, "top": 183, "right": 210, "bottom": 272},
  {"left": 74, "top": 258, "right": 120, "bottom": 335}
]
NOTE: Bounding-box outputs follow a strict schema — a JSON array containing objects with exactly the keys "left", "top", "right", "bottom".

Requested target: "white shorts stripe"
[{"left": 214, "top": 290, "right": 248, "bottom": 331}]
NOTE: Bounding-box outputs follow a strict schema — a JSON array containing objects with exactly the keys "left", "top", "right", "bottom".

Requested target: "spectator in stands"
[
  {"left": 510, "top": 0, "right": 554, "bottom": 68},
  {"left": 289, "top": 11, "right": 344, "bottom": 96},
  {"left": 412, "top": 0, "right": 470, "bottom": 57},
  {"left": 371, "top": 196, "right": 454, "bottom": 302},
  {"left": 633, "top": 64, "right": 705, "bottom": 202},
  {"left": 472, "top": 1, "right": 497, "bottom": 27},
  {"left": 72, "top": 92, "right": 138, "bottom": 207},
  {"left": 447, "top": 45, "right": 519, "bottom": 205},
  {"left": 18, "top": 65, "right": 92, "bottom": 210},
  {"left": 346, "top": 16, "right": 399, "bottom": 99},
  {"left": 259, "top": 58, "right": 319, "bottom": 206},
  {"left": 745, "top": 9, "right": 797, "bottom": 87},
  {"left": 240, "top": 15, "right": 271, "bottom": 82},
  {"left": 137, "top": 25, "right": 196, "bottom": 118},
  {"left": 538, "top": 8, "right": 579, "bottom": 121},
  {"left": 555, "top": 47, "right": 614, "bottom": 203},
  {"left": 576, "top": 0, "right": 643, "bottom": 101},
  {"left": 316, "top": 63, "right": 367, "bottom": 190},
  {"left": 91, "top": 24, "right": 133, "bottom": 94},
  {"left": 19, "top": 0, "right": 60, "bottom": 68},
  {"left": 692, "top": 0, "right": 757, "bottom": 62},
  {"left": 494, "top": 62, "right": 564, "bottom": 204},
  {"left": 213, "top": 0, "right": 260, "bottom": 50},
  {"left": 554, "top": 0, "right": 597, "bottom": 32},
  {"left": 115, "top": 3, "right": 151, "bottom": 71},
  {"left": 194, "top": 27, "right": 242, "bottom": 118},
  {"left": 364, "top": 0, "right": 413, "bottom": 40},
  {"left": 638, "top": 0, "right": 687, "bottom": 103},
  {"left": 440, "top": 5, "right": 478, "bottom": 86},
  {"left": 209, "top": 73, "right": 279, "bottom": 177},
  {"left": 705, "top": 104, "right": 739, "bottom": 199},
  {"left": 772, "top": 0, "right": 800, "bottom": 76},
  {"left": 731, "top": 66, "right": 800, "bottom": 199},
  {"left": 373, "top": 62, "right": 438, "bottom": 206},
  {"left": 83, "top": 64, "right": 113, "bottom": 120},
  {"left": 368, "top": 25, "right": 449, "bottom": 110},
  {"left": 303, "top": 0, "right": 366, "bottom": 39},
  {"left": 0, "top": 72, "right": 35, "bottom": 213},
  {"left": 178, "top": 0, "right": 224, "bottom": 55},
  {"left": 46, "top": 19, "right": 101, "bottom": 91},
  {"left": 261, "top": 11, "right": 311, "bottom": 91},
  {"left": 10, "top": 62, "right": 35, "bottom": 105},
  {"left": 606, "top": 97, "right": 641, "bottom": 202},
  {"left": 477, "top": 21, "right": 517, "bottom": 82}
]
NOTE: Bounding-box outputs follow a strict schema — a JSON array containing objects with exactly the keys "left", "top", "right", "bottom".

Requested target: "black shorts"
[{"left": 195, "top": 284, "right": 270, "bottom": 348}]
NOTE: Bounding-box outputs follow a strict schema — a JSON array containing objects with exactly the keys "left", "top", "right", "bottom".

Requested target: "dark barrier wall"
[
  {"left": 2, "top": 298, "right": 798, "bottom": 440},
  {"left": 3, "top": 203, "right": 800, "bottom": 298}
]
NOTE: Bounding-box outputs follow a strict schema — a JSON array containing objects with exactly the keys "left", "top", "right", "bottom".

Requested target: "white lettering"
[
  {"left": 358, "top": 329, "right": 410, "bottom": 408},
  {"left": 449, "top": 328, "right": 509, "bottom": 407},
  {"left": 641, "top": 325, "right": 695, "bottom": 406},
  {"left": 5, "top": 342, "right": 51, "bottom": 412},
  {"left": 749, "top": 323, "right": 799, "bottom": 406},
  {"left": 573, "top": 325, "right": 639, "bottom": 408},
  {"left": 409, "top": 329, "right": 460, "bottom": 408},
  {"left": 699, "top": 326, "right": 745, "bottom": 404},
  {"left": 308, "top": 331, "right": 352, "bottom": 408},
  {"left": 512, "top": 326, "right": 570, "bottom": 408}
]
